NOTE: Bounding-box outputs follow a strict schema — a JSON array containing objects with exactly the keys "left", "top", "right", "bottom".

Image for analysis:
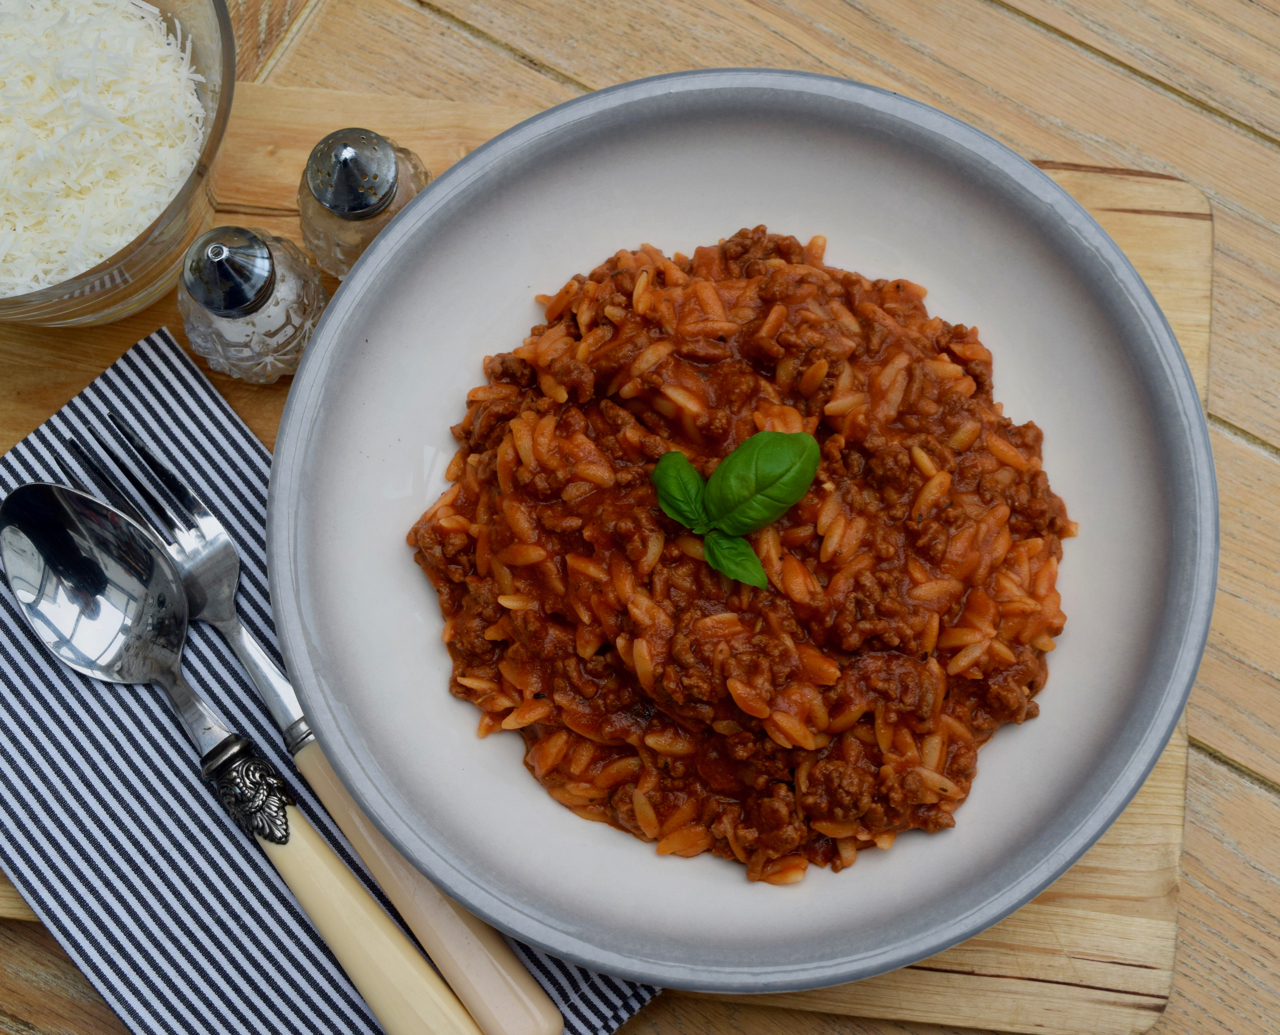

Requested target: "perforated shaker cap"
[
  {"left": 304, "top": 127, "right": 399, "bottom": 220},
  {"left": 181, "top": 227, "right": 276, "bottom": 318}
]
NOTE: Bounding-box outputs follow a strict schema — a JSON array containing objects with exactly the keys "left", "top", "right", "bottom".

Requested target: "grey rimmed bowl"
[{"left": 267, "top": 69, "right": 1217, "bottom": 992}]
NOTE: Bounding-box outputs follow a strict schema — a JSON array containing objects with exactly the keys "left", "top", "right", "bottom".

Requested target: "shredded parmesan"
[{"left": 0, "top": 0, "right": 205, "bottom": 297}]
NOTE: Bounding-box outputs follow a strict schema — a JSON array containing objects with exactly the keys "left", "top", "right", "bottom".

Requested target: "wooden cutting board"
[{"left": 0, "top": 84, "right": 1213, "bottom": 1035}]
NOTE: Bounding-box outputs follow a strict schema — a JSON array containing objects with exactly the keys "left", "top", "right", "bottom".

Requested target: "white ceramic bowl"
[{"left": 268, "top": 70, "right": 1216, "bottom": 991}]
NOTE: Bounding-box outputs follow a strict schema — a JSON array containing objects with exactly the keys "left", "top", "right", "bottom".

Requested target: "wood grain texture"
[
  {"left": 1004, "top": 0, "right": 1280, "bottom": 143},
  {"left": 225, "top": 0, "right": 314, "bottom": 81},
  {"left": 622, "top": 995, "right": 969, "bottom": 1035},
  {"left": 213, "top": 85, "right": 534, "bottom": 217},
  {"left": 265, "top": 0, "right": 580, "bottom": 107},
  {"left": 1191, "top": 427, "right": 1280, "bottom": 788},
  {"left": 1155, "top": 747, "right": 1280, "bottom": 1035},
  {"left": 0, "top": 920, "right": 127, "bottom": 1035},
  {"left": 0, "top": 884, "right": 36, "bottom": 924},
  {"left": 421, "top": 0, "right": 1280, "bottom": 451}
]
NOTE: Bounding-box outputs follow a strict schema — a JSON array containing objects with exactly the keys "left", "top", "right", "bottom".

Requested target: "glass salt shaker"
[
  {"left": 176, "top": 226, "right": 328, "bottom": 384},
  {"left": 297, "top": 127, "right": 431, "bottom": 279}
]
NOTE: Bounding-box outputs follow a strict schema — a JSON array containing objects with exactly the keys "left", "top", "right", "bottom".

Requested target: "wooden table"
[{"left": 1, "top": 3, "right": 1278, "bottom": 1034}]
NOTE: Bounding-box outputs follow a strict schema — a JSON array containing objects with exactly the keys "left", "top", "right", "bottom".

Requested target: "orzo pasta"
[{"left": 408, "top": 226, "right": 1073, "bottom": 883}]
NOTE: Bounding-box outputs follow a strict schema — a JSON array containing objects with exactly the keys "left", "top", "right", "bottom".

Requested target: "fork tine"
[
  {"left": 106, "top": 412, "right": 213, "bottom": 522},
  {"left": 54, "top": 453, "right": 94, "bottom": 496},
  {"left": 79, "top": 422, "right": 194, "bottom": 543},
  {"left": 62, "top": 438, "right": 154, "bottom": 531}
]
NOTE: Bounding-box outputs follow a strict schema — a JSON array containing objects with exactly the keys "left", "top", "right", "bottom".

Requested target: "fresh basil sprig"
[
  {"left": 704, "top": 431, "right": 821, "bottom": 537},
  {"left": 703, "top": 529, "right": 768, "bottom": 588},
  {"left": 651, "top": 431, "right": 820, "bottom": 588},
  {"left": 651, "top": 452, "right": 710, "bottom": 532}
]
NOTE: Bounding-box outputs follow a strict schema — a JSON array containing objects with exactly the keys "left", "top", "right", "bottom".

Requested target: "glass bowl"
[{"left": 0, "top": 0, "right": 235, "bottom": 327}]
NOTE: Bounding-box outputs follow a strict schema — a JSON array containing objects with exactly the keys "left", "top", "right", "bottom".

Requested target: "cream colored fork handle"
[
  {"left": 259, "top": 805, "right": 482, "bottom": 1035},
  {"left": 294, "top": 742, "right": 564, "bottom": 1035}
]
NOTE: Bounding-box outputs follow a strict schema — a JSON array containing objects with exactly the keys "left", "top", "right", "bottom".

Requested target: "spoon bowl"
[
  {"left": 0, "top": 483, "right": 233, "bottom": 758},
  {"left": 0, "top": 483, "right": 187, "bottom": 685}
]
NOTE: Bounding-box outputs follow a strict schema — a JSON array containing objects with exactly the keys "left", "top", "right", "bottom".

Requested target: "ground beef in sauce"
[{"left": 408, "top": 227, "right": 1073, "bottom": 884}]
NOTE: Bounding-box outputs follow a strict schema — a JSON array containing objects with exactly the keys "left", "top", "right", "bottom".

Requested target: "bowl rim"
[
  {"left": 269, "top": 68, "right": 1218, "bottom": 991},
  {"left": 0, "top": 0, "right": 235, "bottom": 307}
]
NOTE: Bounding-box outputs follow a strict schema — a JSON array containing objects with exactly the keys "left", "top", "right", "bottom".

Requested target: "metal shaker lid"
[
  {"left": 181, "top": 227, "right": 275, "bottom": 318},
  {"left": 304, "top": 127, "right": 399, "bottom": 220}
]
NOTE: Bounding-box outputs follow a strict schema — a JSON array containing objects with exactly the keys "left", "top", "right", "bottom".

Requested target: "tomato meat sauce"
[{"left": 408, "top": 226, "right": 1073, "bottom": 883}]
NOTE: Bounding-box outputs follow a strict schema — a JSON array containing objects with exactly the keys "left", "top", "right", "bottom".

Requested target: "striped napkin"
[{"left": 0, "top": 330, "right": 658, "bottom": 1035}]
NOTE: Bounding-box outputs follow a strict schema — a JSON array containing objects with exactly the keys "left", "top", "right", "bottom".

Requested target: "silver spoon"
[
  {"left": 0, "top": 483, "right": 482, "bottom": 1035},
  {"left": 0, "top": 481, "right": 239, "bottom": 770}
]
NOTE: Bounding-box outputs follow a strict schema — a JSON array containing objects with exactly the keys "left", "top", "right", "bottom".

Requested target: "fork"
[
  {"left": 73, "top": 417, "right": 313, "bottom": 752},
  {"left": 64, "top": 415, "right": 563, "bottom": 1035}
]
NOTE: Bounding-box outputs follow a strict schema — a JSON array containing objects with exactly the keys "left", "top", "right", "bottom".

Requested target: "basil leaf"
[
  {"left": 703, "top": 431, "right": 820, "bottom": 537},
  {"left": 652, "top": 451, "right": 709, "bottom": 531},
  {"left": 703, "top": 529, "right": 768, "bottom": 588}
]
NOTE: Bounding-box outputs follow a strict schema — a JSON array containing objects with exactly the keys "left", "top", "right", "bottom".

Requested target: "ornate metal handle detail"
[{"left": 200, "top": 735, "right": 295, "bottom": 845}]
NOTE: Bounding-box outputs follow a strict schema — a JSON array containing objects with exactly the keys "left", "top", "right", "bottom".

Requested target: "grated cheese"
[{"left": 0, "top": 0, "right": 205, "bottom": 297}]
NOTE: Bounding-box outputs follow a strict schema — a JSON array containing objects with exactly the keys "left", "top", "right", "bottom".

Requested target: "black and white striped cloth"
[{"left": 0, "top": 330, "right": 658, "bottom": 1035}]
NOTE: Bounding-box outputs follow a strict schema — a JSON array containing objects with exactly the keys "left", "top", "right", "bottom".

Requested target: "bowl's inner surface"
[{"left": 281, "top": 80, "right": 1186, "bottom": 987}]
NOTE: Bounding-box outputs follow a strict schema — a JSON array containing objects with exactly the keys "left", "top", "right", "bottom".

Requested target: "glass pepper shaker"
[
  {"left": 297, "top": 127, "right": 431, "bottom": 279},
  {"left": 176, "top": 226, "right": 328, "bottom": 384}
]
